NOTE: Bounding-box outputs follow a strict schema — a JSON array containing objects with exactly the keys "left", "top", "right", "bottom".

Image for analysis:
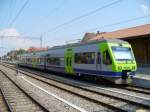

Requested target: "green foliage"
[{"left": 16, "top": 49, "right": 26, "bottom": 55}]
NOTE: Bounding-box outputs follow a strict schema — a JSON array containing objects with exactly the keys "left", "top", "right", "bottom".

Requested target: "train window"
[
  {"left": 75, "top": 52, "right": 95, "bottom": 64},
  {"left": 103, "top": 50, "right": 112, "bottom": 65},
  {"left": 37, "top": 58, "right": 40, "bottom": 63},
  {"left": 47, "top": 57, "right": 61, "bottom": 65},
  {"left": 60, "top": 57, "right": 64, "bottom": 66},
  {"left": 27, "top": 58, "right": 31, "bottom": 63},
  {"left": 37, "top": 58, "right": 43, "bottom": 64}
]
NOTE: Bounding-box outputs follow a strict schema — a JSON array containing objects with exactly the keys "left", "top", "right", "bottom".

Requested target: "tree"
[{"left": 16, "top": 49, "right": 26, "bottom": 55}]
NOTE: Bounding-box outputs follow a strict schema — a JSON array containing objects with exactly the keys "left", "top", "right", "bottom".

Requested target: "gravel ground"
[
  {"left": 18, "top": 66, "right": 150, "bottom": 106},
  {"left": 0, "top": 72, "right": 43, "bottom": 112},
  {"left": 17, "top": 66, "right": 150, "bottom": 100},
  {"left": 17, "top": 77, "right": 80, "bottom": 112},
  {"left": 0, "top": 91, "right": 8, "bottom": 112},
  {"left": 24, "top": 75, "right": 115, "bottom": 112},
  {"left": 1, "top": 64, "right": 150, "bottom": 112},
  {"left": 1, "top": 70, "right": 80, "bottom": 112},
  {"left": 24, "top": 73, "right": 150, "bottom": 111},
  {"left": 0, "top": 65, "right": 113, "bottom": 112},
  {"left": 33, "top": 69, "right": 150, "bottom": 105}
]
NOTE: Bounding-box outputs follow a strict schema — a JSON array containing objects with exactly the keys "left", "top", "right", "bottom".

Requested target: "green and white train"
[{"left": 18, "top": 38, "right": 137, "bottom": 84}]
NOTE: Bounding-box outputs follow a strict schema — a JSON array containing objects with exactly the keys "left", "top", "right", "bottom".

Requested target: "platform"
[
  {"left": 132, "top": 73, "right": 150, "bottom": 89},
  {"left": 136, "top": 66, "right": 150, "bottom": 75}
]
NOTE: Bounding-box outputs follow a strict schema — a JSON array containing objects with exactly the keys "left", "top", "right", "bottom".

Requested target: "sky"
[{"left": 0, "top": 0, "right": 150, "bottom": 56}]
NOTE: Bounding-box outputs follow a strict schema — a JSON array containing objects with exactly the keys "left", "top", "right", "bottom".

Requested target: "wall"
[{"left": 125, "top": 37, "right": 150, "bottom": 65}]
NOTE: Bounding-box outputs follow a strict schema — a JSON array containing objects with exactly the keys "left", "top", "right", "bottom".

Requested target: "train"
[{"left": 17, "top": 38, "right": 137, "bottom": 84}]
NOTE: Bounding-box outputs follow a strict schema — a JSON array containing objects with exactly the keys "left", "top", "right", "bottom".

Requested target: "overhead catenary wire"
[
  {"left": 70, "top": 14, "right": 150, "bottom": 36},
  {"left": 2, "top": 0, "right": 14, "bottom": 27},
  {"left": 0, "top": 35, "right": 39, "bottom": 39},
  {"left": 32, "top": 0, "right": 67, "bottom": 30},
  {"left": 41, "top": 0, "right": 67, "bottom": 23},
  {"left": 0, "top": 1, "right": 11, "bottom": 28},
  {"left": 41, "top": 0, "right": 122, "bottom": 35},
  {"left": 9, "top": 0, "right": 29, "bottom": 27},
  {"left": 7, "top": 0, "right": 14, "bottom": 27}
]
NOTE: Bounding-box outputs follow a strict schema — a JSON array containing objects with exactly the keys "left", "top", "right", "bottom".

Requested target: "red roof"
[
  {"left": 27, "top": 47, "right": 48, "bottom": 52},
  {"left": 82, "top": 24, "right": 150, "bottom": 42}
]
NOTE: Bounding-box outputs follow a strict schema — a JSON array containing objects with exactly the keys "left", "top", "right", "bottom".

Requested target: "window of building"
[{"left": 75, "top": 52, "right": 95, "bottom": 64}]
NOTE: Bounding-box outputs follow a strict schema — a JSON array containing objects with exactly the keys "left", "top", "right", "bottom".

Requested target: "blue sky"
[{"left": 0, "top": 0, "right": 150, "bottom": 56}]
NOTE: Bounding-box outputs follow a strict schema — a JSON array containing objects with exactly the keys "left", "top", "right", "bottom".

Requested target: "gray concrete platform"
[
  {"left": 132, "top": 74, "right": 150, "bottom": 89},
  {"left": 136, "top": 67, "right": 150, "bottom": 75}
]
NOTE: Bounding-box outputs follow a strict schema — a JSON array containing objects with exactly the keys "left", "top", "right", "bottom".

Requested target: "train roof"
[
  {"left": 48, "top": 38, "right": 128, "bottom": 50},
  {"left": 18, "top": 38, "right": 128, "bottom": 56}
]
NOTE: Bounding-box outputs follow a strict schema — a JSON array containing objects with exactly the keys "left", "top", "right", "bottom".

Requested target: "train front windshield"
[{"left": 111, "top": 46, "right": 134, "bottom": 61}]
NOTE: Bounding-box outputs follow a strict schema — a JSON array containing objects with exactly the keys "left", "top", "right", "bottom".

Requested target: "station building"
[
  {"left": 27, "top": 47, "right": 48, "bottom": 53},
  {"left": 82, "top": 24, "right": 150, "bottom": 66}
]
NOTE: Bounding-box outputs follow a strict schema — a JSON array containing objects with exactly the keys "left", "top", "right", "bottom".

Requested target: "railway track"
[
  {"left": 3, "top": 62, "right": 150, "bottom": 95},
  {"left": 0, "top": 70, "right": 49, "bottom": 112},
  {"left": 123, "top": 85, "right": 150, "bottom": 95},
  {"left": 0, "top": 89, "right": 9, "bottom": 112},
  {"left": 0, "top": 64, "right": 124, "bottom": 112},
  {"left": 1, "top": 63, "right": 150, "bottom": 111},
  {"left": 17, "top": 65, "right": 150, "bottom": 97}
]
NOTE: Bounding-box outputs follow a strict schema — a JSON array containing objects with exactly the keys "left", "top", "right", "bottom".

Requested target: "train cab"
[{"left": 100, "top": 40, "right": 137, "bottom": 84}]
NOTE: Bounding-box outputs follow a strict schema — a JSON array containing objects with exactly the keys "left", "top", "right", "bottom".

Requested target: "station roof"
[{"left": 82, "top": 24, "right": 150, "bottom": 42}]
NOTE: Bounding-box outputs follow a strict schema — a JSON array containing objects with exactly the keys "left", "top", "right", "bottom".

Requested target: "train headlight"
[{"left": 127, "top": 72, "right": 130, "bottom": 75}]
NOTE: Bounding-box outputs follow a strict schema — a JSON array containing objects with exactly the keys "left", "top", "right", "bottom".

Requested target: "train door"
[
  {"left": 32, "top": 53, "right": 37, "bottom": 68},
  {"left": 65, "top": 49, "right": 74, "bottom": 74},
  {"left": 99, "top": 43, "right": 112, "bottom": 72},
  {"left": 101, "top": 50, "right": 112, "bottom": 71}
]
